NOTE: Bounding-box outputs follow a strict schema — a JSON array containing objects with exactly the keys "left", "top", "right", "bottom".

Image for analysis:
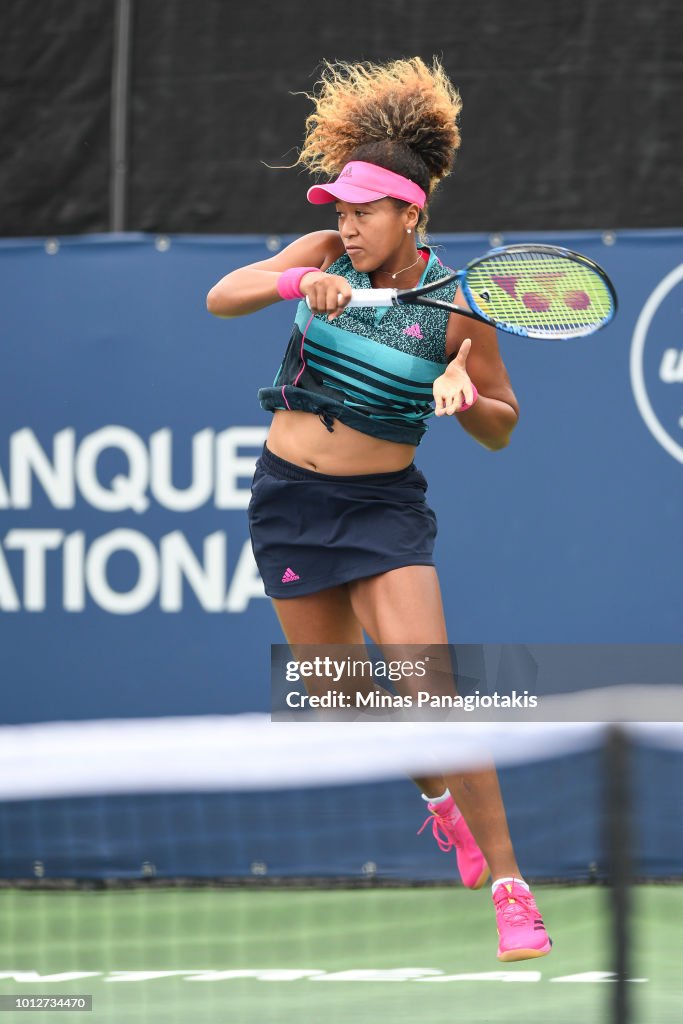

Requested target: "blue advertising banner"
[{"left": 1, "top": 231, "right": 682, "bottom": 724}]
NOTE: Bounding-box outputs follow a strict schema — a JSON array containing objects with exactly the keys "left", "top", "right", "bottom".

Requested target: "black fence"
[{"left": 2, "top": 0, "right": 682, "bottom": 236}]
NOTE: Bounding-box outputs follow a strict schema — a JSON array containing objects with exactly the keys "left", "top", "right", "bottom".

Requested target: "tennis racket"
[{"left": 336, "top": 244, "right": 617, "bottom": 340}]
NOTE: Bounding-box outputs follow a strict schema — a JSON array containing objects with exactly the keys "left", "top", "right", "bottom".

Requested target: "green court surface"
[{"left": 1, "top": 884, "right": 680, "bottom": 1023}]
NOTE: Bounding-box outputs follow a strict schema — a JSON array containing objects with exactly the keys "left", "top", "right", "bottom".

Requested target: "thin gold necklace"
[{"left": 375, "top": 252, "right": 422, "bottom": 281}]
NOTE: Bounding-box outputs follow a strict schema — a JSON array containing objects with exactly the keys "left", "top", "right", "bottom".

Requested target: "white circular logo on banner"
[{"left": 630, "top": 263, "right": 683, "bottom": 464}]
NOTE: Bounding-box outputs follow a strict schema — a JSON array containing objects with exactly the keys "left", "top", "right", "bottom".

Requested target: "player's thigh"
[
  {"left": 272, "top": 584, "right": 364, "bottom": 646},
  {"left": 348, "top": 566, "right": 453, "bottom": 699},
  {"left": 272, "top": 585, "right": 367, "bottom": 703},
  {"left": 348, "top": 565, "right": 449, "bottom": 646}
]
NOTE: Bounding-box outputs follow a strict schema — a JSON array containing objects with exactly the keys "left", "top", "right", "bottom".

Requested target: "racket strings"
[{"left": 465, "top": 253, "right": 614, "bottom": 338}]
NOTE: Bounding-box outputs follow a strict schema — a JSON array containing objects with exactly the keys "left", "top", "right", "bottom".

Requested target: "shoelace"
[
  {"left": 417, "top": 810, "right": 462, "bottom": 852},
  {"left": 493, "top": 886, "right": 537, "bottom": 927}
]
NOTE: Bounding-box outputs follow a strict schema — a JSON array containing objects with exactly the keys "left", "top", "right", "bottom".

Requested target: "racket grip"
[
  {"left": 348, "top": 288, "right": 398, "bottom": 307},
  {"left": 305, "top": 289, "right": 399, "bottom": 311}
]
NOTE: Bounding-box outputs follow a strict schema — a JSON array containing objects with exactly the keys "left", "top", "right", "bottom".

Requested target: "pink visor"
[{"left": 307, "top": 161, "right": 426, "bottom": 209}]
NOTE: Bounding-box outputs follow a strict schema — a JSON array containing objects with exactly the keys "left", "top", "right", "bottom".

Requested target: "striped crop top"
[{"left": 258, "top": 247, "right": 457, "bottom": 445}]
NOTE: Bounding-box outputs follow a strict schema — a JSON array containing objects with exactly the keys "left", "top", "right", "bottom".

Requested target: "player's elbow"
[
  {"left": 206, "top": 287, "right": 231, "bottom": 317},
  {"left": 477, "top": 432, "right": 510, "bottom": 452},
  {"left": 206, "top": 287, "right": 220, "bottom": 315},
  {"left": 483, "top": 418, "right": 518, "bottom": 451},
  {"left": 486, "top": 404, "right": 518, "bottom": 450}
]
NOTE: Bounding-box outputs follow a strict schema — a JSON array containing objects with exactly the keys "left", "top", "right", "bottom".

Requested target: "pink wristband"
[
  {"left": 276, "top": 266, "right": 320, "bottom": 301},
  {"left": 457, "top": 385, "right": 479, "bottom": 412}
]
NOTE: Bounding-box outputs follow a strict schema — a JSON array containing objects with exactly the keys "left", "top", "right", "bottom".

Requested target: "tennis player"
[{"left": 207, "top": 57, "right": 551, "bottom": 962}]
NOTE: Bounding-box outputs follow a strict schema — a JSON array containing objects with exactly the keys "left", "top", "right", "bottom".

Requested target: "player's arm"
[
  {"left": 206, "top": 230, "right": 345, "bottom": 318},
  {"left": 442, "top": 287, "right": 520, "bottom": 451}
]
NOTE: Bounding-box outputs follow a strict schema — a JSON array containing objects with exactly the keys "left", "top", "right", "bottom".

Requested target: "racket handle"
[
  {"left": 305, "top": 289, "right": 399, "bottom": 311},
  {"left": 348, "top": 288, "right": 398, "bottom": 307}
]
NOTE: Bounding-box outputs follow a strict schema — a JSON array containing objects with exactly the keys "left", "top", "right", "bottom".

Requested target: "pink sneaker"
[
  {"left": 417, "top": 795, "right": 490, "bottom": 889},
  {"left": 493, "top": 880, "right": 552, "bottom": 961}
]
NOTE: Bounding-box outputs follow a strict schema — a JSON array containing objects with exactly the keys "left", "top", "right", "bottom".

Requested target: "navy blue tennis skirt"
[{"left": 248, "top": 445, "right": 438, "bottom": 598}]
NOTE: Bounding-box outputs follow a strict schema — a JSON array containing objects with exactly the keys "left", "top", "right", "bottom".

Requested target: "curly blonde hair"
[{"left": 297, "top": 57, "right": 462, "bottom": 230}]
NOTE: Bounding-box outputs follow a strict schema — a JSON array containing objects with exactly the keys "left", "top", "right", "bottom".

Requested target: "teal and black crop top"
[{"left": 258, "top": 247, "right": 457, "bottom": 446}]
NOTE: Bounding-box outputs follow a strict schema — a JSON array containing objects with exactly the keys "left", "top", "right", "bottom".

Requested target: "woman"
[{"left": 207, "top": 57, "right": 551, "bottom": 962}]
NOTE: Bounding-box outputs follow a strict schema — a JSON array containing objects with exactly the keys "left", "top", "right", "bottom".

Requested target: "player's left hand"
[{"left": 433, "top": 338, "right": 475, "bottom": 415}]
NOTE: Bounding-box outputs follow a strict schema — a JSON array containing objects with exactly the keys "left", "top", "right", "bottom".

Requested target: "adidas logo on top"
[
  {"left": 281, "top": 567, "right": 300, "bottom": 583},
  {"left": 404, "top": 323, "right": 424, "bottom": 339}
]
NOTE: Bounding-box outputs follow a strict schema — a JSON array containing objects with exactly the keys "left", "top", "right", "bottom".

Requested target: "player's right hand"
[{"left": 300, "top": 272, "right": 352, "bottom": 320}]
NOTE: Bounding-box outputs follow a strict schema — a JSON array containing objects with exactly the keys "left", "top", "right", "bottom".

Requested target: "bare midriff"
[{"left": 266, "top": 410, "right": 416, "bottom": 475}]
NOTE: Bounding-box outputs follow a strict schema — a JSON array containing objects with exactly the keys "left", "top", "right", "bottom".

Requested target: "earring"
[{"left": 407, "top": 228, "right": 412, "bottom": 234}]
